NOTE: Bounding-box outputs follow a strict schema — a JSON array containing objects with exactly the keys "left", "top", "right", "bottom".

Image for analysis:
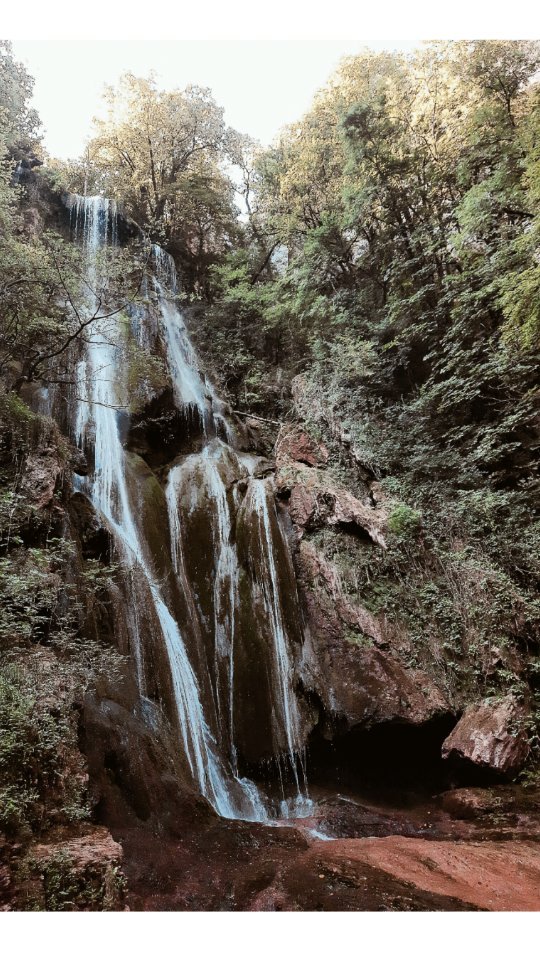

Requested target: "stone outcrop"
[
  {"left": 20, "top": 444, "right": 64, "bottom": 510},
  {"left": 291, "top": 375, "right": 378, "bottom": 484},
  {"left": 276, "top": 424, "right": 329, "bottom": 468},
  {"left": 297, "top": 539, "right": 449, "bottom": 729},
  {"left": 276, "top": 457, "right": 387, "bottom": 547},
  {"left": 26, "top": 828, "right": 124, "bottom": 911},
  {"left": 275, "top": 423, "right": 450, "bottom": 736},
  {"left": 250, "top": 836, "right": 540, "bottom": 911},
  {"left": 299, "top": 540, "right": 384, "bottom": 644},
  {"left": 441, "top": 695, "right": 530, "bottom": 776},
  {"left": 1, "top": 825, "right": 125, "bottom": 912}
]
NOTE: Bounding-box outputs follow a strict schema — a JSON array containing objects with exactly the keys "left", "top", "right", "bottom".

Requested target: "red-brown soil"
[{"left": 114, "top": 786, "right": 540, "bottom": 911}]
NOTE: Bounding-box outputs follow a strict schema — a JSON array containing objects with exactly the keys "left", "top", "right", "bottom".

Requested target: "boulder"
[{"left": 442, "top": 695, "right": 530, "bottom": 776}]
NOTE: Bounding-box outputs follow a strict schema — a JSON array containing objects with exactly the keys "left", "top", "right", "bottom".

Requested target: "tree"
[
  {"left": 0, "top": 40, "right": 40, "bottom": 152},
  {"left": 0, "top": 161, "right": 147, "bottom": 397},
  {"left": 64, "top": 74, "right": 241, "bottom": 291}
]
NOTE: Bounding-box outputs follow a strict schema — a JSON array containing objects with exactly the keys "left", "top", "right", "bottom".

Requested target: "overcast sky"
[{"left": 3, "top": 0, "right": 537, "bottom": 160}]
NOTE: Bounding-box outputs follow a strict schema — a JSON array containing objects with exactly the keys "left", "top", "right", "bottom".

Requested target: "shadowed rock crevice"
[{"left": 306, "top": 713, "right": 460, "bottom": 795}]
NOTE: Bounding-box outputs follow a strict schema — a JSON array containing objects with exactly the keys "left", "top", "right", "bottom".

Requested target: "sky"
[{"left": 3, "top": 0, "right": 538, "bottom": 160}]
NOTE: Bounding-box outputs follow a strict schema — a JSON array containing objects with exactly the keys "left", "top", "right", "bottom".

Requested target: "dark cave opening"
[{"left": 305, "top": 713, "right": 504, "bottom": 802}]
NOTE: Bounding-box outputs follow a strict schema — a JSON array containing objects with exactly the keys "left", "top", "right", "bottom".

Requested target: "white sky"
[{"left": 3, "top": 0, "right": 539, "bottom": 160}]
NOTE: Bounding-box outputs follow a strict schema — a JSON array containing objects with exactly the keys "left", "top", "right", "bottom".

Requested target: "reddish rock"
[
  {"left": 288, "top": 481, "right": 318, "bottom": 529},
  {"left": 296, "top": 540, "right": 449, "bottom": 729},
  {"left": 20, "top": 447, "right": 64, "bottom": 509},
  {"left": 116, "top": 811, "right": 475, "bottom": 911},
  {"left": 32, "top": 827, "right": 123, "bottom": 874},
  {"left": 298, "top": 541, "right": 384, "bottom": 645},
  {"left": 276, "top": 425, "right": 328, "bottom": 468},
  {"left": 13, "top": 827, "right": 126, "bottom": 911},
  {"left": 275, "top": 422, "right": 386, "bottom": 546},
  {"left": 274, "top": 420, "right": 448, "bottom": 738},
  {"left": 442, "top": 695, "right": 530, "bottom": 776},
  {"left": 302, "top": 627, "right": 448, "bottom": 729},
  {"left": 90, "top": 777, "right": 540, "bottom": 911},
  {"left": 257, "top": 836, "right": 540, "bottom": 911},
  {"left": 277, "top": 460, "right": 387, "bottom": 546}
]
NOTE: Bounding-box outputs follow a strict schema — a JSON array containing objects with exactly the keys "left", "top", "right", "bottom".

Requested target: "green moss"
[
  {"left": 125, "top": 452, "right": 172, "bottom": 581},
  {"left": 0, "top": 391, "right": 36, "bottom": 424}
]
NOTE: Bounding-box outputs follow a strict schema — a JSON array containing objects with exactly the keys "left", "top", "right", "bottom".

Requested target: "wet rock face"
[
  {"left": 441, "top": 696, "right": 530, "bottom": 777},
  {"left": 164, "top": 437, "right": 311, "bottom": 771},
  {"left": 234, "top": 475, "right": 310, "bottom": 765},
  {"left": 127, "top": 387, "right": 203, "bottom": 467},
  {"left": 82, "top": 685, "right": 211, "bottom": 835},
  {"left": 69, "top": 492, "right": 112, "bottom": 563}
]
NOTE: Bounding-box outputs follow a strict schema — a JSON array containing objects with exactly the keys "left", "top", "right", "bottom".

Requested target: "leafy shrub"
[
  {"left": 0, "top": 658, "right": 104, "bottom": 834},
  {"left": 388, "top": 503, "right": 422, "bottom": 538}
]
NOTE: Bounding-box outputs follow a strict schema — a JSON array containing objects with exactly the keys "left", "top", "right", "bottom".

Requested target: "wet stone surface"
[{"left": 112, "top": 784, "right": 540, "bottom": 912}]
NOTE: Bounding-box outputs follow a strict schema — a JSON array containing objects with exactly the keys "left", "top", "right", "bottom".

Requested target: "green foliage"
[
  {"left": 387, "top": 504, "right": 422, "bottom": 539},
  {"left": 0, "top": 398, "right": 123, "bottom": 843},
  {"left": 56, "top": 73, "right": 242, "bottom": 294},
  {"left": 241, "top": 45, "right": 540, "bottom": 717},
  {"left": 0, "top": 665, "right": 86, "bottom": 835},
  {"left": 20, "top": 850, "right": 126, "bottom": 911},
  {"left": 0, "top": 40, "right": 40, "bottom": 150}
]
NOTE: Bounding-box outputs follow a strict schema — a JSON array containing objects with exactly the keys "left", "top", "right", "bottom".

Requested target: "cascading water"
[
  {"left": 153, "top": 248, "right": 311, "bottom": 813},
  {"left": 69, "top": 195, "right": 264, "bottom": 820},
  {"left": 151, "top": 244, "right": 210, "bottom": 429},
  {"left": 238, "top": 466, "right": 311, "bottom": 816},
  {"left": 67, "top": 193, "right": 310, "bottom": 822}
]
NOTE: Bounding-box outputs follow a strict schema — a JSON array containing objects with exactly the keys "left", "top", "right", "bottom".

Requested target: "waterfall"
[
  {"left": 246, "top": 479, "right": 302, "bottom": 761},
  {"left": 166, "top": 440, "right": 240, "bottom": 769},
  {"left": 69, "top": 195, "right": 265, "bottom": 820},
  {"left": 68, "top": 194, "right": 309, "bottom": 823},
  {"left": 239, "top": 468, "right": 311, "bottom": 816},
  {"left": 151, "top": 244, "right": 210, "bottom": 428}
]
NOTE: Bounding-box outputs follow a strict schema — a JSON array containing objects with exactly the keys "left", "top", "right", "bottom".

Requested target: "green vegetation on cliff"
[{"left": 190, "top": 42, "right": 540, "bottom": 738}]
